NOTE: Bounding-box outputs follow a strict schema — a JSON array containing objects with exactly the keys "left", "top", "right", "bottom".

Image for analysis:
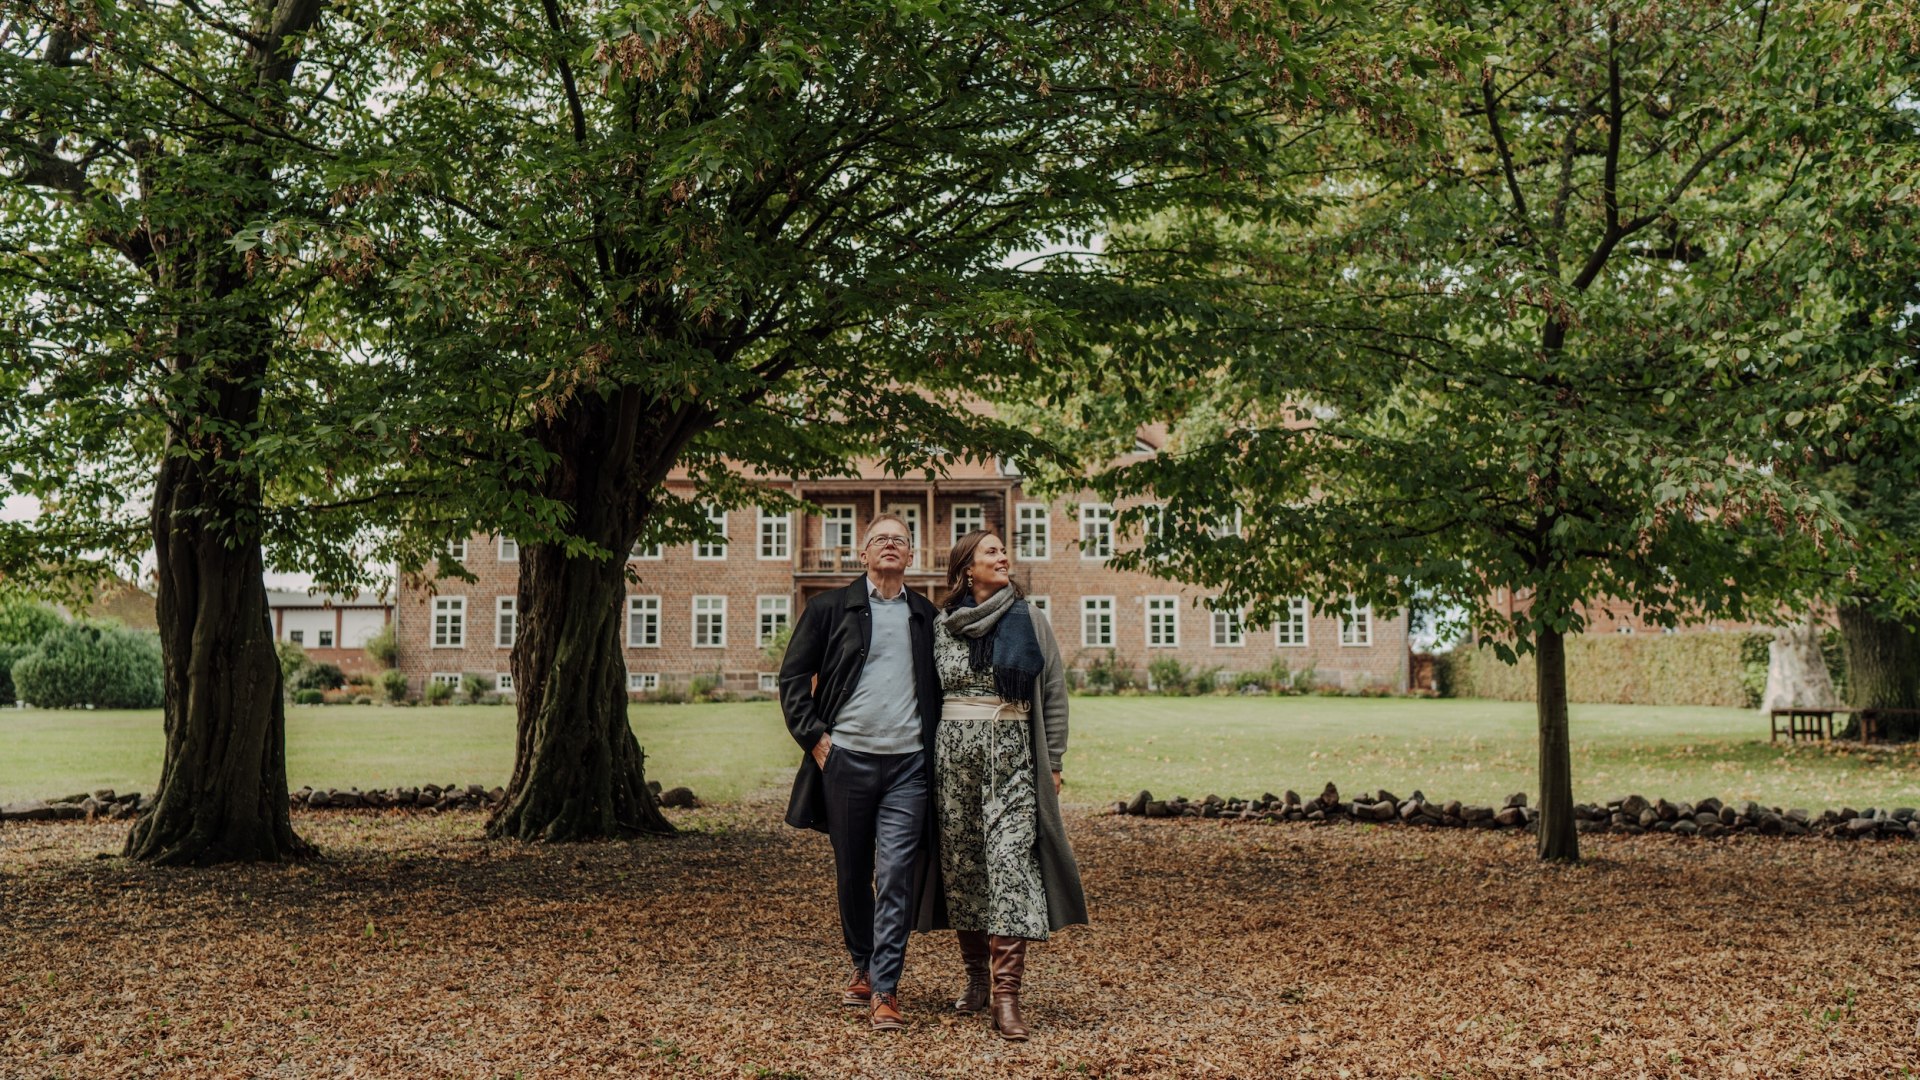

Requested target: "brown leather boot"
[
  {"left": 988, "top": 935, "right": 1030, "bottom": 1041},
  {"left": 870, "top": 991, "right": 905, "bottom": 1031},
  {"left": 841, "top": 968, "right": 871, "bottom": 1008},
  {"left": 953, "top": 930, "right": 991, "bottom": 1014}
]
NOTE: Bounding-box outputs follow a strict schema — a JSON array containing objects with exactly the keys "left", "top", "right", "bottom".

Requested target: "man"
[{"left": 779, "top": 513, "right": 942, "bottom": 1032}]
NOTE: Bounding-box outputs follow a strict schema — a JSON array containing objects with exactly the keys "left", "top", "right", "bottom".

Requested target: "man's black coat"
[{"left": 777, "top": 575, "right": 942, "bottom": 831}]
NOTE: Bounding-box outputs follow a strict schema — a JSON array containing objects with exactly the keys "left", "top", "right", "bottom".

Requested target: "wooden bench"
[{"left": 1770, "top": 708, "right": 1835, "bottom": 743}]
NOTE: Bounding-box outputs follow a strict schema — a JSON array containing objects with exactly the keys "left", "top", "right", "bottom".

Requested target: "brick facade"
[
  {"left": 394, "top": 472, "right": 1410, "bottom": 697},
  {"left": 267, "top": 590, "right": 391, "bottom": 676}
]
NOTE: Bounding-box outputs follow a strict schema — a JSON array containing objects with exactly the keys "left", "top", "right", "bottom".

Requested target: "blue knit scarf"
[{"left": 943, "top": 585, "right": 1043, "bottom": 707}]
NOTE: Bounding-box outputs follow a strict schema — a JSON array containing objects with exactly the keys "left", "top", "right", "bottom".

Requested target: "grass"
[{"left": 3, "top": 696, "right": 1918, "bottom": 810}]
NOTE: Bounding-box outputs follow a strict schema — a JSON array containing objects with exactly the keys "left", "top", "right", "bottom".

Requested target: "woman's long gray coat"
[{"left": 914, "top": 604, "right": 1088, "bottom": 934}]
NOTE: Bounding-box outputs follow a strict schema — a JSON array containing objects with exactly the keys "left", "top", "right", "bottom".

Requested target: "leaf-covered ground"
[{"left": 3, "top": 807, "right": 1915, "bottom": 1078}]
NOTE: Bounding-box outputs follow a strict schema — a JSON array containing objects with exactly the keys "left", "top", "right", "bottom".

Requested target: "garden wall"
[{"left": 1436, "top": 632, "right": 1775, "bottom": 707}]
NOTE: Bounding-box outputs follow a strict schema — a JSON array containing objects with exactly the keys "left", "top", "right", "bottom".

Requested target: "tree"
[
  {"left": 1, "top": 3, "right": 392, "bottom": 862},
  {"left": 1082, "top": 0, "right": 1916, "bottom": 859},
  {"left": 356, "top": 0, "right": 1456, "bottom": 841}
]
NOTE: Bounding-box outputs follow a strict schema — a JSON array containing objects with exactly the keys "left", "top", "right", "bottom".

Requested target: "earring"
[{"left": 964, "top": 573, "right": 973, "bottom": 587}]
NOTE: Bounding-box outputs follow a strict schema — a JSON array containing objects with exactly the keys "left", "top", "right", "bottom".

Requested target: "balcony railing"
[{"left": 798, "top": 546, "right": 936, "bottom": 573}]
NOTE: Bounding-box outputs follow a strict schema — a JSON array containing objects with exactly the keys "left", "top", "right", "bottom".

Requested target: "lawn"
[{"left": 5, "top": 696, "right": 1918, "bottom": 811}]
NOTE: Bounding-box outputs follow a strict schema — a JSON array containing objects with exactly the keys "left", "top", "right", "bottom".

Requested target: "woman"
[{"left": 922, "top": 528, "right": 1087, "bottom": 1040}]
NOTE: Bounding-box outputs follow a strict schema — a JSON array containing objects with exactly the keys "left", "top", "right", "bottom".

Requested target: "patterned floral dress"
[{"left": 933, "top": 622, "right": 1050, "bottom": 940}]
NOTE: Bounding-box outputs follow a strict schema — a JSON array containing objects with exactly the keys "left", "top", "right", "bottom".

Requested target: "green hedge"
[
  {"left": 10, "top": 621, "right": 164, "bottom": 709},
  {"left": 1437, "top": 632, "right": 1780, "bottom": 708}
]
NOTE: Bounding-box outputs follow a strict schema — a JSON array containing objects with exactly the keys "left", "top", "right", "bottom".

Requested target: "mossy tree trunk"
[
  {"left": 487, "top": 389, "right": 684, "bottom": 841},
  {"left": 1837, "top": 602, "right": 1920, "bottom": 741}
]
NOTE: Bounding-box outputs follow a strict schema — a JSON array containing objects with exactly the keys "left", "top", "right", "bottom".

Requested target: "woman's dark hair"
[{"left": 942, "top": 529, "right": 1022, "bottom": 611}]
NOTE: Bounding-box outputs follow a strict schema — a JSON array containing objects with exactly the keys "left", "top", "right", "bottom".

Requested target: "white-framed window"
[
  {"left": 1275, "top": 597, "right": 1309, "bottom": 647},
  {"left": 758, "top": 595, "right": 791, "bottom": 646},
  {"left": 758, "top": 672, "right": 779, "bottom": 693},
  {"left": 495, "top": 672, "right": 514, "bottom": 692},
  {"left": 1340, "top": 599, "right": 1373, "bottom": 647},
  {"left": 951, "top": 503, "right": 985, "bottom": 546},
  {"left": 1027, "top": 596, "right": 1050, "bottom": 621},
  {"left": 1081, "top": 596, "right": 1115, "bottom": 648},
  {"left": 885, "top": 504, "right": 923, "bottom": 567},
  {"left": 288, "top": 629, "right": 304, "bottom": 645},
  {"left": 1079, "top": 504, "right": 1114, "bottom": 560},
  {"left": 317, "top": 630, "right": 334, "bottom": 648},
  {"left": 1212, "top": 507, "right": 1243, "bottom": 538},
  {"left": 631, "top": 537, "right": 663, "bottom": 560},
  {"left": 1015, "top": 503, "right": 1051, "bottom": 560},
  {"left": 695, "top": 504, "right": 729, "bottom": 560},
  {"left": 628, "top": 671, "right": 659, "bottom": 692},
  {"left": 758, "top": 508, "right": 791, "bottom": 560},
  {"left": 430, "top": 672, "right": 462, "bottom": 688},
  {"left": 626, "top": 595, "right": 660, "bottom": 648},
  {"left": 446, "top": 539, "right": 467, "bottom": 561},
  {"left": 1210, "top": 602, "right": 1244, "bottom": 648},
  {"left": 1146, "top": 596, "right": 1180, "bottom": 648},
  {"left": 498, "top": 536, "right": 519, "bottom": 561},
  {"left": 432, "top": 597, "right": 466, "bottom": 648},
  {"left": 822, "top": 504, "right": 857, "bottom": 554},
  {"left": 693, "top": 595, "right": 727, "bottom": 647},
  {"left": 495, "top": 596, "right": 517, "bottom": 648}
]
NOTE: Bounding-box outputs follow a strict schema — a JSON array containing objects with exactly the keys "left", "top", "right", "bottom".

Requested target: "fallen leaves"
[{"left": 1, "top": 806, "right": 1916, "bottom": 1077}]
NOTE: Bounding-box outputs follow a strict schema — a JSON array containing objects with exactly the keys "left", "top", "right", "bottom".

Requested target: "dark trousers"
[{"left": 822, "top": 746, "right": 928, "bottom": 995}]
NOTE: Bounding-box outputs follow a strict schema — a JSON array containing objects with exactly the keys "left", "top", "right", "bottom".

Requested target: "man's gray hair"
[{"left": 864, "top": 512, "right": 913, "bottom": 546}]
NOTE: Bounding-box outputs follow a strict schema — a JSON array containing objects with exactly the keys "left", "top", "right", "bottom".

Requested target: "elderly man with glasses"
[{"left": 778, "top": 512, "right": 943, "bottom": 1031}]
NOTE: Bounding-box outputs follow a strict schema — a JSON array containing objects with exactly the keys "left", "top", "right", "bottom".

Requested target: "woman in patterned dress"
[{"left": 926, "top": 529, "right": 1087, "bottom": 1040}]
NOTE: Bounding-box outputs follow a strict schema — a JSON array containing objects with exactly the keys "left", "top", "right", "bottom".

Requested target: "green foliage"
[
  {"left": 1440, "top": 633, "right": 1777, "bottom": 708},
  {"left": 362, "top": 625, "right": 399, "bottom": 669},
  {"left": 275, "top": 641, "right": 310, "bottom": 689},
  {"left": 292, "top": 689, "right": 325, "bottom": 706},
  {"left": 1077, "top": 650, "right": 1138, "bottom": 696},
  {"left": 9, "top": 621, "right": 163, "bottom": 709},
  {"left": 1145, "top": 657, "right": 1225, "bottom": 696},
  {"left": 378, "top": 669, "right": 410, "bottom": 705},
  {"left": 760, "top": 624, "right": 794, "bottom": 670},
  {"left": 688, "top": 671, "right": 729, "bottom": 703},
  {"left": 294, "top": 663, "right": 346, "bottom": 693},
  {"left": 460, "top": 674, "right": 490, "bottom": 704},
  {"left": 424, "top": 681, "right": 454, "bottom": 706},
  {"left": 0, "top": 598, "right": 63, "bottom": 705}
]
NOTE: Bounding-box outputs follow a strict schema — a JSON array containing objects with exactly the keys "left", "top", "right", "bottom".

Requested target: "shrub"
[
  {"left": 362, "top": 623, "right": 398, "bottom": 668},
  {"left": 0, "top": 642, "right": 35, "bottom": 706},
  {"left": 1231, "top": 670, "right": 1269, "bottom": 693},
  {"left": 378, "top": 668, "right": 410, "bottom": 703},
  {"left": 461, "top": 673, "right": 490, "bottom": 703},
  {"left": 1079, "top": 650, "right": 1136, "bottom": 694},
  {"left": 640, "top": 684, "right": 690, "bottom": 705},
  {"left": 0, "top": 599, "right": 63, "bottom": 704},
  {"left": 10, "top": 621, "right": 163, "bottom": 709},
  {"left": 1147, "top": 656, "right": 1194, "bottom": 696},
  {"left": 761, "top": 623, "right": 794, "bottom": 669},
  {"left": 689, "top": 671, "right": 729, "bottom": 702},
  {"left": 275, "top": 640, "right": 310, "bottom": 688},
  {"left": 293, "top": 688, "right": 325, "bottom": 705},
  {"left": 294, "top": 662, "right": 346, "bottom": 692},
  {"left": 424, "top": 680, "right": 454, "bottom": 705}
]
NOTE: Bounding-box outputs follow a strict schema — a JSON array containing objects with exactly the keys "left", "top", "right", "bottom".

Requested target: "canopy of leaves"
[{"left": 1078, "top": 0, "right": 1919, "bottom": 657}]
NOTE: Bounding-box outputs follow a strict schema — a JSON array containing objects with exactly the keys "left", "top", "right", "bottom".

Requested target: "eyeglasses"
[{"left": 866, "top": 535, "right": 912, "bottom": 550}]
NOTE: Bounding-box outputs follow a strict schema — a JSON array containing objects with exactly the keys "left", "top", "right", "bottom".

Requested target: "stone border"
[
  {"left": 0, "top": 782, "right": 701, "bottom": 821},
  {"left": 1108, "top": 782, "right": 1919, "bottom": 840}
]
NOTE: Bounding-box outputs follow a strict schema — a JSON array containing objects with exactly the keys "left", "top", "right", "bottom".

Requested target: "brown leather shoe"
[
  {"left": 988, "top": 935, "right": 1030, "bottom": 1041},
  {"left": 953, "top": 930, "right": 991, "bottom": 1014},
  {"left": 841, "top": 969, "right": 871, "bottom": 1007},
  {"left": 870, "top": 991, "right": 905, "bottom": 1031}
]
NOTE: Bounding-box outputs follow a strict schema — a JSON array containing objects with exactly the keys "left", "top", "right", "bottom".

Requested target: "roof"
[{"left": 264, "top": 589, "right": 390, "bottom": 610}]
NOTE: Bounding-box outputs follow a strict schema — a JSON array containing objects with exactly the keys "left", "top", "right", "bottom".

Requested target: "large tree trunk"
[
  {"left": 1761, "top": 622, "right": 1839, "bottom": 712},
  {"left": 1837, "top": 602, "right": 1920, "bottom": 741},
  {"left": 1534, "top": 628, "right": 1579, "bottom": 862},
  {"left": 124, "top": 439, "right": 311, "bottom": 864},
  {"left": 488, "top": 392, "right": 674, "bottom": 841}
]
